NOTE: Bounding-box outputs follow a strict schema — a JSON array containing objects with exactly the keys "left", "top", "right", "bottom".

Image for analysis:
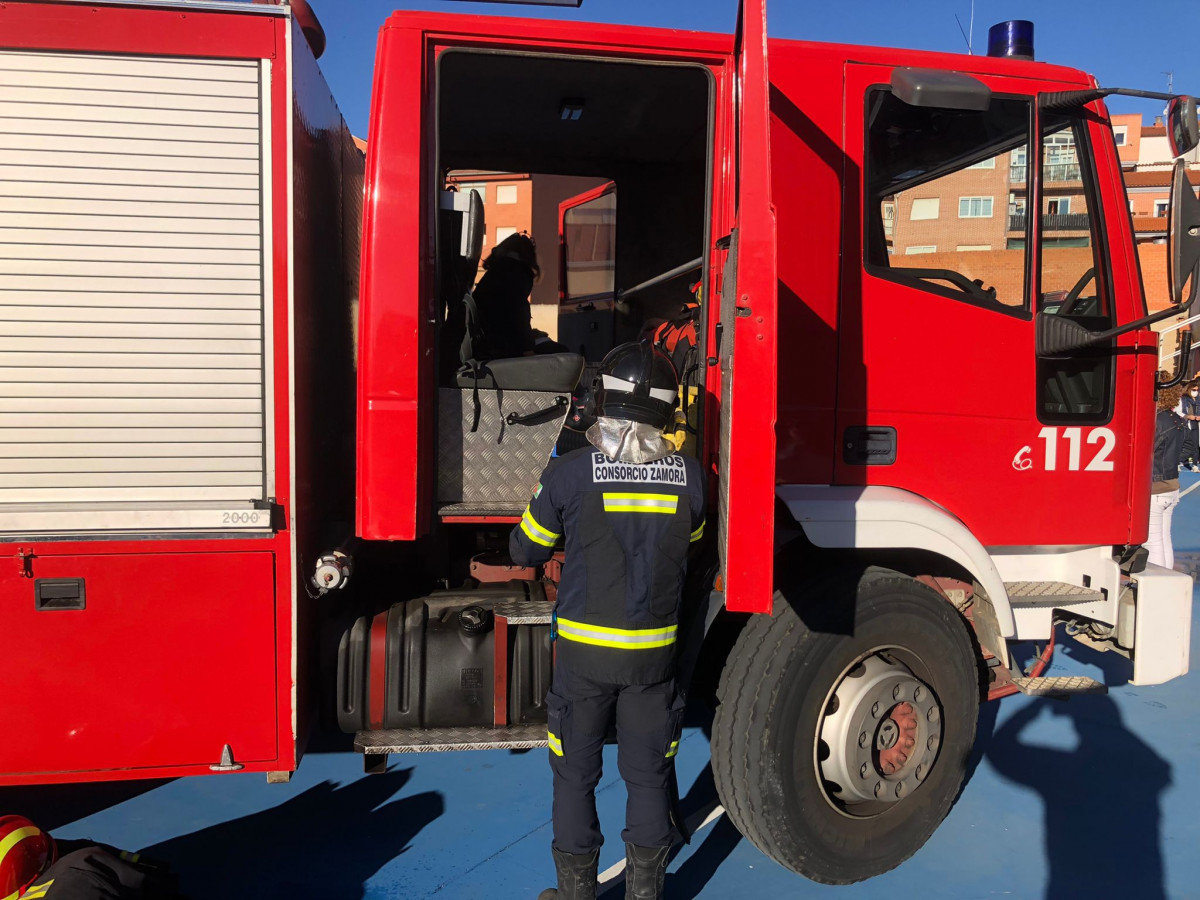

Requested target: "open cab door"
[
  {"left": 558, "top": 181, "right": 618, "bottom": 360},
  {"left": 718, "top": 0, "right": 778, "bottom": 613}
]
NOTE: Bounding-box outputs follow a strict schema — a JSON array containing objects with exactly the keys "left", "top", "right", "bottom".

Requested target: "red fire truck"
[{"left": 3, "top": 0, "right": 1199, "bottom": 885}]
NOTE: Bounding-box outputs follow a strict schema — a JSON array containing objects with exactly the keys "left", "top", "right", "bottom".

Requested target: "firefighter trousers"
[{"left": 545, "top": 664, "right": 685, "bottom": 854}]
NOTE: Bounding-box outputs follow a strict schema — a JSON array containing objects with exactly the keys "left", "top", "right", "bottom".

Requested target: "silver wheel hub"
[{"left": 818, "top": 653, "right": 944, "bottom": 810}]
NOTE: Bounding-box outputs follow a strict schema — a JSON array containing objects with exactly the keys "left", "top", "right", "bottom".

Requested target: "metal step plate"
[
  {"left": 494, "top": 597, "right": 553, "bottom": 625},
  {"left": 437, "top": 502, "right": 522, "bottom": 519},
  {"left": 1004, "top": 581, "right": 1105, "bottom": 607},
  {"left": 1013, "top": 676, "right": 1108, "bottom": 697},
  {"left": 355, "top": 724, "right": 548, "bottom": 754}
]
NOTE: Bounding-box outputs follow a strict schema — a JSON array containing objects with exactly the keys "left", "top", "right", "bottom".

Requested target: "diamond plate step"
[
  {"left": 494, "top": 597, "right": 553, "bottom": 625},
  {"left": 438, "top": 503, "right": 523, "bottom": 519},
  {"left": 1013, "top": 676, "right": 1108, "bottom": 697},
  {"left": 355, "top": 724, "right": 548, "bottom": 755},
  {"left": 1004, "top": 581, "right": 1105, "bottom": 607}
]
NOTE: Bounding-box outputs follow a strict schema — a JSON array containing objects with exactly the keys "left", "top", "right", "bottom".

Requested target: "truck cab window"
[
  {"left": 1036, "top": 111, "right": 1114, "bottom": 424},
  {"left": 865, "top": 91, "right": 1031, "bottom": 312}
]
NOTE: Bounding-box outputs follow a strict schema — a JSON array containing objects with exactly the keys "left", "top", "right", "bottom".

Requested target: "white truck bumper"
[{"left": 1131, "top": 563, "right": 1193, "bottom": 685}]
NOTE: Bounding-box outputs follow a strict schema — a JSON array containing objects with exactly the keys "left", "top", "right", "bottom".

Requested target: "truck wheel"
[{"left": 711, "top": 568, "right": 982, "bottom": 884}]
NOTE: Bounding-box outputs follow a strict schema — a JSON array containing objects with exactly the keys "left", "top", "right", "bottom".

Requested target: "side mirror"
[
  {"left": 1168, "top": 159, "right": 1200, "bottom": 307},
  {"left": 1167, "top": 96, "right": 1200, "bottom": 158},
  {"left": 462, "top": 188, "right": 485, "bottom": 264}
]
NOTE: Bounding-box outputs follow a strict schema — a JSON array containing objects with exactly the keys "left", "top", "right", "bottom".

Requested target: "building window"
[
  {"left": 495, "top": 226, "right": 518, "bottom": 243},
  {"left": 904, "top": 245, "right": 936, "bottom": 255},
  {"left": 910, "top": 198, "right": 940, "bottom": 220},
  {"left": 1113, "top": 127, "right": 1127, "bottom": 146},
  {"left": 1046, "top": 197, "right": 1071, "bottom": 215},
  {"left": 958, "top": 196, "right": 994, "bottom": 218},
  {"left": 967, "top": 158, "right": 996, "bottom": 169},
  {"left": 957, "top": 244, "right": 992, "bottom": 252},
  {"left": 496, "top": 184, "right": 518, "bottom": 205},
  {"left": 1155, "top": 200, "right": 1169, "bottom": 217}
]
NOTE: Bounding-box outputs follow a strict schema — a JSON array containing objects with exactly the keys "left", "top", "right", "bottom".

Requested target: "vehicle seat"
[{"left": 455, "top": 353, "right": 584, "bottom": 393}]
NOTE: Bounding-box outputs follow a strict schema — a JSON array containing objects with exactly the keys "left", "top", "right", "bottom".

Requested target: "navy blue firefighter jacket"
[{"left": 510, "top": 446, "right": 706, "bottom": 684}]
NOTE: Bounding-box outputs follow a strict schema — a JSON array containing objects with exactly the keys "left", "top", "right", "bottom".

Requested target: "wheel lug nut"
[
  {"left": 874, "top": 781, "right": 884, "bottom": 798},
  {"left": 915, "top": 764, "right": 925, "bottom": 781},
  {"left": 914, "top": 686, "right": 924, "bottom": 702},
  {"left": 858, "top": 731, "right": 870, "bottom": 748},
  {"left": 927, "top": 707, "right": 940, "bottom": 723},
  {"left": 895, "top": 781, "right": 906, "bottom": 798},
  {"left": 892, "top": 684, "right": 902, "bottom": 700},
  {"left": 860, "top": 763, "right": 869, "bottom": 779},
  {"left": 927, "top": 735, "right": 939, "bottom": 751},
  {"left": 871, "top": 702, "right": 881, "bottom": 718}
]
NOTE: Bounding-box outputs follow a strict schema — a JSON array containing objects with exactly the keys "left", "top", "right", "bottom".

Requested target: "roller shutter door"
[{"left": 0, "top": 51, "right": 271, "bottom": 533}]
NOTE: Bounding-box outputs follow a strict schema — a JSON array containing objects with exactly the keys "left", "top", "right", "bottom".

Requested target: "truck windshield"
[{"left": 865, "top": 90, "right": 1031, "bottom": 311}]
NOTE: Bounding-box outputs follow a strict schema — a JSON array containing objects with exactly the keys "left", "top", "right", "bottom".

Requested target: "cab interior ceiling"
[{"left": 438, "top": 52, "right": 711, "bottom": 335}]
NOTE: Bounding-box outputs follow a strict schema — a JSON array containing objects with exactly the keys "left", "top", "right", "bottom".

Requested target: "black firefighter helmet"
[{"left": 594, "top": 340, "right": 679, "bottom": 431}]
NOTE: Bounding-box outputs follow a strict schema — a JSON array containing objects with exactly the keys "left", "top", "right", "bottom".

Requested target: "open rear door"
[{"left": 718, "top": 0, "right": 778, "bottom": 614}]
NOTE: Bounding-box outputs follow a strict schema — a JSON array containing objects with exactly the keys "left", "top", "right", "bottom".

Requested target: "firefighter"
[
  {"left": 0, "top": 815, "right": 181, "bottom": 899},
  {"left": 510, "top": 340, "right": 705, "bottom": 900}
]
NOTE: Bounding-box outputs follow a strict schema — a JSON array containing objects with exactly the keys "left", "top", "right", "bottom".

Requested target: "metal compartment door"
[
  {"left": 718, "top": 0, "right": 778, "bottom": 613},
  {"left": 0, "top": 550, "right": 277, "bottom": 779}
]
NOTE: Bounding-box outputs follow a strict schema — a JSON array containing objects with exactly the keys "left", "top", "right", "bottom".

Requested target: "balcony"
[
  {"left": 1008, "top": 213, "right": 1091, "bottom": 232},
  {"left": 1044, "top": 162, "right": 1082, "bottom": 182},
  {"left": 1007, "top": 163, "right": 1081, "bottom": 183}
]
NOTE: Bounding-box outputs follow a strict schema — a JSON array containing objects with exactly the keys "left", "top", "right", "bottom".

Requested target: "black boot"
[
  {"left": 624, "top": 844, "right": 669, "bottom": 900},
  {"left": 537, "top": 847, "right": 599, "bottom": 900}
]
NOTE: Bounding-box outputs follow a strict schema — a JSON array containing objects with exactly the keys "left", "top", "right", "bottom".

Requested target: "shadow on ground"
[
  {"left": 985, "top": 694, "right": 1169, "bottom": 900},
  {"left": 0, "top": 778, "right": 171, "bottom": 830},
  {"left": 143, "top": 767, "right": 443, "bottom": 900}
]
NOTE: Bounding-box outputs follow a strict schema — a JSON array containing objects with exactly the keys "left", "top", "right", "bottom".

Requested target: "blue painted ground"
[{"left": 8, "top": 477, "right": 1200, "bottom": 899}]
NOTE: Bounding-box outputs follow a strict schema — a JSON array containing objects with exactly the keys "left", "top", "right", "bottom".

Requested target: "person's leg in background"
[{"left": 1146, "top": 490, "right": 1181, "bottom": 569}]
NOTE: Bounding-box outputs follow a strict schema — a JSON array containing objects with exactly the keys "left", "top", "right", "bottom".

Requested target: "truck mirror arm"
[
  {"left": 1036, "top": 301, "right": 1195, "bottom": 356},
  {"left": 1039, "top": 87, "right": 1180, "bottom": 109}
]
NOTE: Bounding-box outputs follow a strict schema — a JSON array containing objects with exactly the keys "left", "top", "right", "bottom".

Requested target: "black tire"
[{"left": 711, "top": 567, "right": 983, "bottom": 884}]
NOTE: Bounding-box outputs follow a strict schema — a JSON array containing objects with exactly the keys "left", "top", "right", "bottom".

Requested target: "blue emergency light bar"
[{"left": 987, "top": 20, "right": 1034, "bottom": 61}]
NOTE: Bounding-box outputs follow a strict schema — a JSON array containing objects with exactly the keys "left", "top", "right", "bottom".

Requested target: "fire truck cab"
[{"left": 345, "top": 1, "right": 1198, "bottom": 882}]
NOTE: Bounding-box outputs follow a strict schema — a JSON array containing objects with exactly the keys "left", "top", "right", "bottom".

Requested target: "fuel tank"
[{"left": 336, "top": 581, "right": 552, "bottom": 732}]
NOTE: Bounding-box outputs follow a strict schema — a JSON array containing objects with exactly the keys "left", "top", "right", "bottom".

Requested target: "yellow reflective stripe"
[
  {"left": 2, "top": 890, "right": 18, "bottom": 900},
  {"left": 556, "top": 617, "right": 678, "bottom": 650},
  {"left": 0, "top": 826, "right": 41, "bottom": 886},
  {"left": 119, "top": 851, "right": 140, "bottom": 863},
  {"left": 556, "top": 617, "right": 676, "bottom": 638},
  {"left": 666, "top": 740, "right": 680, "bottom": 759},
  {"left": 690, "top": 520, "right": 705, "bottom": 542},
  {"left": 602, "top": 492, "right": 678, "bottom": 514},
  {"left": 22, "top": 881, "right": 53, "bottom": 900},
  {"left": 602, "top": 492, "right": 677, "bottom": 501},
  {"left": 547, "top": 732, "right": 564, "bottom": 757},
  {"left": 520, "top": 507, "right": 559, "bottom": 547}
]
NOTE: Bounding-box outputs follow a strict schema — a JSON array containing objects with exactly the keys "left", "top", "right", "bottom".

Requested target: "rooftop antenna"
[
  {"left": 1164, "top": 71, "right": 1175, "bottom": 94},
  {"left": 954, "top": 1, "right": 975, "bottom": 54}
]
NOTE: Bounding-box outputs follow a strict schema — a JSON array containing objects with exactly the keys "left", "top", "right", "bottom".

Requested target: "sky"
[{"left": 304, "top": 0, "right": 1199, "bottom": 137}]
